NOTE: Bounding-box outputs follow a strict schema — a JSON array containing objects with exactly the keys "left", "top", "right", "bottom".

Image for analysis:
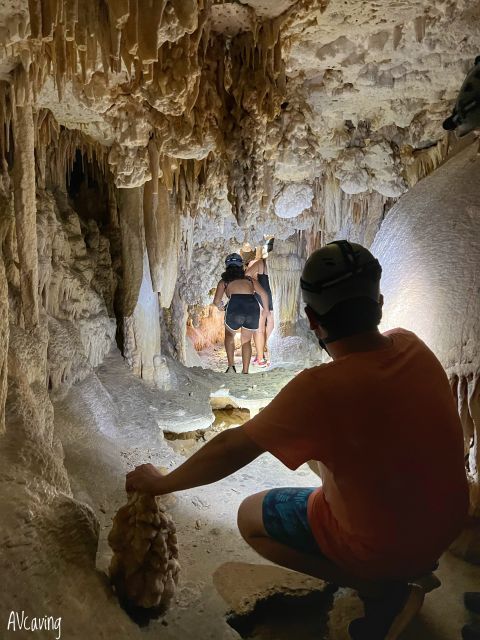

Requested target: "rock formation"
[
  {"left": 371, "top": 144, "right": 480, "bottom": 559},
  {"left": 108, "top": 492, "right": 180, "bottom": 615}
]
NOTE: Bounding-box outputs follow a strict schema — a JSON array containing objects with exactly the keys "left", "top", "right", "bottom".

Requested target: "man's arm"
[{"left": 126, "top": 426, "right": 265, "bottom": 495}]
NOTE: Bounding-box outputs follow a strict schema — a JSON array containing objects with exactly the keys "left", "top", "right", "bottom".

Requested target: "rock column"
[{"left": 13, "top": 78, "right": 38, "bottom": 328}]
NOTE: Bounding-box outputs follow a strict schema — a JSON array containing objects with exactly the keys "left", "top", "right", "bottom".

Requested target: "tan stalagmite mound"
[{"left": 108, "top": 492, "right": 180, "bottom": 615}]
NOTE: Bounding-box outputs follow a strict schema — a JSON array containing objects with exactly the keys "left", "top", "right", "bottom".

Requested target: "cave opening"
[
  {"left": 187, "top": 236, "right": 281, "bottom": 373},
  {"left": 67, "top": 149, "right": 110, "bottom": 228}
]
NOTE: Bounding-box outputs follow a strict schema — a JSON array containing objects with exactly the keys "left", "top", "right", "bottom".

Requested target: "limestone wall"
[{"left": 372, "top": 144, "right": 480, "bottom": 559}]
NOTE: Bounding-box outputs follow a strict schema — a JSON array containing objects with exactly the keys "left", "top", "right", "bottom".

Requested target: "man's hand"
[
  {"left": 124, "top": 427, "right": 264, "bottom": 496},
  {"left": 126, "top": 463, "right": 165, "bottom": 495}
]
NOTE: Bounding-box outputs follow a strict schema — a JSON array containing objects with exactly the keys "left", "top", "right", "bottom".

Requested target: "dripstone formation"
[{"left": 108, "top": 492, "right": 180, "bottom": 617}]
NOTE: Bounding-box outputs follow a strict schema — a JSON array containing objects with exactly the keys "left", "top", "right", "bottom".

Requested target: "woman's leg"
[
  {"left": 240, "top": 328, "right": 253, "bottom": 373},
  {"left": 253, "top": 313, "right": 265, "bottom": 361},
  {"left": 224, "top": 328, "right": 236, "bottom": 366},
  {"left": 265, "top": 310, "right": 274, "bottom": 348}
]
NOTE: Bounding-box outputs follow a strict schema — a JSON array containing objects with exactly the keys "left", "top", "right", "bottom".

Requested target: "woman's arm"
[
  {"left": 212, "top": 280, "right": 226, "bottom": 309},
  {"left": 126, "top": 426, "right": 265, "bottom": 495},
  {"left": 253, "top": 280, "right": 269, "bottom": 311},
  {"left": 245, "top": 260, "right": 258, "bottom": 278}
]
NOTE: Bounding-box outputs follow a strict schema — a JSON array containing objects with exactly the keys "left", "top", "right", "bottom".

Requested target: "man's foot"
[
  {"left": 257, "top": 359, "right": 269, "bottom": 368},
  {"left": 465, "top": 593, "right": 480, "bottom": 615},
  {"left": 225, "top": 365, "right": 237, "bottom": 373},
  {"left": 462, "top": 622, "right": 480, "bottom": 640},
  {"left": 349, "top": 584, "right": 425, "bottom": 640},
  {"left": 411, "top": 572, "right": 441, "bottom": 593}
]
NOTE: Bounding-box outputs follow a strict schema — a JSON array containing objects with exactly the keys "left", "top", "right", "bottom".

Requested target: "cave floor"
[
  {"left": 198, "top": 342, "right": 277, "bottom": 373},
  {"left": 53, "top": 349, "right": 480, "bottom": 640}
]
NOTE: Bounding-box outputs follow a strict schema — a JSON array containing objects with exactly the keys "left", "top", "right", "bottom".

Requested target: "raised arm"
[
  {"left": 245, "top": 260, "right": 258, "bottom": 278},
  {"left": 126, "top": 426, "right": 265, "bottom": 495},
  {"left": 212, "top": 280, "right": 226, "bottom": 309}
]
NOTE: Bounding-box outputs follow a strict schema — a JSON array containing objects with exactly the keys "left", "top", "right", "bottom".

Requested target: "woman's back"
[{"left": 224, "top": 277, "right": 254, "bottom": 296}]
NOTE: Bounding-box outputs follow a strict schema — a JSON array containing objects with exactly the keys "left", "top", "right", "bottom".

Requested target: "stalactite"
[
  {"left": 220, "top": 13, "right": 287, "bottom": 227},
  {"left": 0, "top": 247, "right": 8, "bottom": 434},
  {"left": 143, "top": 138, "right": 162, "bottom": 292},
  {"left": 268, "top": 234, "right": 305, "bottom": 334},
  {"left": 403, "top": 138, "right": 450, "bottom": 188},
  {"left": 117, "top": 186, "right": 144, "bottom": 317},
  {"left": 123, "top": 251, "right": 161, "bottom": 381},
  {"left": 317, "top": 171, "right": 394, "bottom": 246},
  {"left": 147, "top": 178, "right": 180, "bottom": 308},
  {"left": 12, "top": 69, "right": 39, "bottom": 328}
]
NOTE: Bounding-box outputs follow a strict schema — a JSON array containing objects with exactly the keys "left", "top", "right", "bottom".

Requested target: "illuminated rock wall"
[{"left": 372, "top": 144, "right": 480, "bottom": 558}]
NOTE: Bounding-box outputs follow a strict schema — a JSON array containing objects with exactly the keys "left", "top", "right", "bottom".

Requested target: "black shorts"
[{"left": 225, "top": 294, "right": 261, "bottom": 331}]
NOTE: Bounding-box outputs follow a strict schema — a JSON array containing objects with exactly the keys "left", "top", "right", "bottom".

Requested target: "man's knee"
[{"left": 237, "top": 491, "right": 268, "bottom": 541}]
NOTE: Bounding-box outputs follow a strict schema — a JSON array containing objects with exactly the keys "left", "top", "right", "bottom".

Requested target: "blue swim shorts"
[{"left": 262, "top": 487, "right": 321, "bottom": 555}]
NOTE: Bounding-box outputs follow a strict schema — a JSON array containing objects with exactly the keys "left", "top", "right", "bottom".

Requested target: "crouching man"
[{"left": 126, "top": 241, "right": 469, "bottom": 640}]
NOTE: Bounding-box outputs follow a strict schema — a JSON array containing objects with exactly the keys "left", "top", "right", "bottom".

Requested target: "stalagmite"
[
  {"left": 108, "top": 491, "right": 180, "bottom": 613},
  {"left": 12, "top": 74, "right": 39, "bottom": 328},
  {"left": 268, "top": 234, "right": 304, "bottom": 335}
]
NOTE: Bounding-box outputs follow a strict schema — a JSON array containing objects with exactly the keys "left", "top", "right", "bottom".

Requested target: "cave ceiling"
[{"left": 0, "top": 0, "right": 478, "bottom": 228}]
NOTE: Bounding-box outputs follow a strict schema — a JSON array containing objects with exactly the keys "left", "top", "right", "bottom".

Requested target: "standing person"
[
  {"left": 212, "top": 253, "right": 269, "bottom": 374},
  {"left": 245, "top": 238, "right": 274, "bottom": 366},
  {"left": 127, "top": 240, "right": 469, "bottom": 640}
]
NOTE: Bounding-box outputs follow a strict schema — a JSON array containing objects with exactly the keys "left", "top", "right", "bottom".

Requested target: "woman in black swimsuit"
[
  {"left": 245, "top": 239, "right": 274, "bottom": 366},
  {"left": 212, "top": 254, "right": 269, "bottom": 374}
]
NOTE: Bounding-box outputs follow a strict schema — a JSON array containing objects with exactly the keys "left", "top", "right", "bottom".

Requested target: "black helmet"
[
  {"left": 225, "top": 253, "right": 243, "bottom": 267},
  {"left": 443, "top": 56, "right": 480, "bottom": 137},
  {"left": 300, "top": 240, "right": 381, "bottom": 315}
]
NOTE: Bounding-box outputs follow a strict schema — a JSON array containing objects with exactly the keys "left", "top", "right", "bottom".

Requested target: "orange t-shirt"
[{"left": 244, "top": 329, "right": 469, "bottom": 580}]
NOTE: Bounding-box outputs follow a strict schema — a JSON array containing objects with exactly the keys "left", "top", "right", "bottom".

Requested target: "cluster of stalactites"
[
  {"left": 450, "top": 372, "right": 480, "bottom": 500},
  {"left": 0, "top": 63, "right": 46, "bottom": 171},
  {"left": 34, "top": 109, "right": 111, "bottom": 190},
  {"left": 156, "top": 151, "right": 209, "bottom": 211},
  {"left": 217, "top": 17, "right": 287, "bottom": 227},
  {"left": 14, "top": 1, "right": 208, "bottom": 102},
  {"left": 223, "top": 16, "right": 286, "bottom": 119},
  {"left": 317, "top": 170, "right": 393, "bottom": 245},
  {"left": 402, "top": 138, "right": 450, "bottom": 189}
]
